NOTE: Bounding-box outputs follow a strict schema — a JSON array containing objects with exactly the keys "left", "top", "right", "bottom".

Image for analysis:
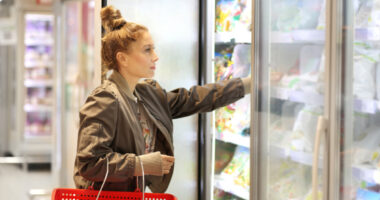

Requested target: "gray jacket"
[{"left": 74, "top": 70, "right": 245, "bottom": 193}]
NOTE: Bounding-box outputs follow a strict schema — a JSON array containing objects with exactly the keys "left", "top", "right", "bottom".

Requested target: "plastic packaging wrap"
[
  {"left": 271, "top": 0, "right": 324, "bottom": 31},
  {"left": 353, "top": 44, "right": 378, "bottom": 100},
  {"left": 352, "top": 125, "right": 380, "bottom": 165},
  {"left": 216, "top": 0, "right": 251, "bottom": 32},
  {"left": 292, "top": 105, "right": 323, "bottom": 152}
]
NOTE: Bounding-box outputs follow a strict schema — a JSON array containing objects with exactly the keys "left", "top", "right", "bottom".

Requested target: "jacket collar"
[{"left": 109, "top": 70, "right": 137, "bottom": 101}]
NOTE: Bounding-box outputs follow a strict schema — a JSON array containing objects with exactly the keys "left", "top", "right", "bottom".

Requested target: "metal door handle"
[{"left": 312, "top": 116, "right": 328, "bottom": 200}]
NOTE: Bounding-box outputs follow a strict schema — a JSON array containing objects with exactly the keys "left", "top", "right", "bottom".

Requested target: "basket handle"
[
  {"left": 136, "top": 156, "right": 145, "bottom": 200},
  {"left": 95, "top": 157, "right": 109, "bottom": 200},
  {"left": 93, "top": 155, "right": 145, "bottom": 200}
]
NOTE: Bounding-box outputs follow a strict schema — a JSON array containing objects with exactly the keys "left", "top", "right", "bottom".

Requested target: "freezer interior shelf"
[
  {"left": 215, "top": 132, "right": 250, "bottom": 148},
  {"left": 271, "top": 87, "right": 380, "bottom": 114},
  {"left": 270, "top": 145, "right": 322, "bottom": 168},
  {"left": 271, "top": 86, "right": 324, "bottom": 106},
  {"left": 25, "top": 61, "right": 54, "bottom": 68},
  {"left": 215, "top": 32, "right": 251, "bottom": 44},
  {"left": 24, "top": 79, "right": 53, "bottom": 87},
  {"left": 271, "top": 145, "right": 380, "bottom": 185},
  {"left": 271, "top": 28, "right": 379, "bottom": 43},
  {"left": 214, "top": 175, "right": 249, "bottom": 200},
  {"left": 24, "top": 104, "right": 53, "bottom": 112},
  {"left": 215, "top": 28, "right": 380, "bottom": 44},
  {"left": 24, "top": 39, "right": 54, "bottom": 46},
  {"left": 24, "top": 134, "right": 51, "bottom": 142}
]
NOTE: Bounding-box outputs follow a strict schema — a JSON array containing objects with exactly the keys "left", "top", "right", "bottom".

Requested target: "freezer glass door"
[
  {"left": 255, "top": 0, "right": 328, "bottom": 199},
  {"left": 211, "top": 0, "right": 252, "bottom": 199},
  {"left": 340, "top": 0, "right": 380, "bottom": 199}
]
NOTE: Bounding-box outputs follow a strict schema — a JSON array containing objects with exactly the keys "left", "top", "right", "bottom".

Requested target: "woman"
[{"left": 74, "top": 5, "right": 251, "bottom": 193}]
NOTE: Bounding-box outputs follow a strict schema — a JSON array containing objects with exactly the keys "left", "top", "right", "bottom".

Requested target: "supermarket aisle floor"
[{"left": 0, "top": 164, "right": 53, "bottom": 200}]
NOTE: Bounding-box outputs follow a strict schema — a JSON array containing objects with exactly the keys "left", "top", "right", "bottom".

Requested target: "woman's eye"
[{"left": 145, "top": 48, "right": 151, "bottom": 52}]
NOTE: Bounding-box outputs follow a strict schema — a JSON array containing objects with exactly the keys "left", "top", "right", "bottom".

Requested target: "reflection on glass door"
[
  {"left": 256, "top": 0, "right": 327, "bottom": 199},
  {"left": 341, "top": 0, "right": 380, "bottom": 199}
]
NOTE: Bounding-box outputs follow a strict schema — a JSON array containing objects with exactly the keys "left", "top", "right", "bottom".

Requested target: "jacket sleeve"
[
  {"left": 75, "top": 87, "right": 136, "bottom": 183},
  {"left": 166, "top": 78, "right": 245, "bottom": 119}
]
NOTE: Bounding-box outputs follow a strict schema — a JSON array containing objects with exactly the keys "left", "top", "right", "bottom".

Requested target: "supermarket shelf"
[
  {"left": 354, "top": 99, "right": 379, "bottom": 114},
  {"left": 25, "top": 39, "right": 54, "bottom": 46},
  {"left": 271, "top": 145, "right": 380, "bottom": 184},
  {"left": 214, "top": 175, "right": 249, "bottom": 199},
  {"left": 271, "top": 87, "right": 324, "bottom": 106},
  {"left": 356, "top": 27, "right": 380, "bottom": 41},
  {"left": 25, "top": 61, "right": 54, "bottom": 68},
  {"left": 269, "top": 28, "right": 380, "bottom": 43},
  {"left": 215, "top": 132, "right": 250, "bottom": 148},
  {"left": 271, "top": 30, "right": 325, "bottom": 44},
  {"left": 271, "top": 87, "right": 380, "bottom": 114},
  {"left": 0, "top": 156, "right": 50, "bottom": 164},
  {"left": 215, "top": 29, "right": 379, "bottom": 44},
  {"left": 24, "top": 79, "right": 53, "bottom": 87},
  {"left": 215, "top": 32, "right": 251, "bottom": 44},
  {"left": 24, "top": 104, "right": 52, "bottom": 112},
  {"left": 270, "top": 145, "right": 323, "bottom": 168}
]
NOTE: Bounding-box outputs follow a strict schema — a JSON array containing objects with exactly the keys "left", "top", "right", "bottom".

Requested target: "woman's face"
[{"left": 119, "top": 31, "right": 159, "bottom": 79}]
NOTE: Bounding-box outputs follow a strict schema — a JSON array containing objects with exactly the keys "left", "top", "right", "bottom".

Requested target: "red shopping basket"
[
  {"left": 51, "top": 188, "right": 177, "bottom": 200},
  {"left": 54, "top": 156, "right": 177, "bottom": 199}
]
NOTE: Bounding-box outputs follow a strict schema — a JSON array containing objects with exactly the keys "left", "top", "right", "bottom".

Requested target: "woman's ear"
[{"left": 116, "top": 51, "right": 128, "bottom": 67}]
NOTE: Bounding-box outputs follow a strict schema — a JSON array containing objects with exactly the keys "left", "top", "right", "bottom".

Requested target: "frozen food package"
[
  {"left": 281, "top": 101, "right": 300, "bottom": 130},
  {"left": 369, "top": 112, "right": 380, "bottom": 127},
  {"left": 221, "top": 146, "right": 249, "bottom": 179},
  {"left": 231, "top": 44, "right": 251, "bottom": 78},
  {"left": 297, "top": 45, "right": 324, "bottom": 94},
  {"left": 304, "top": 188, "right": 323, "bottom": 200},
  {"left": 214, "top": 140, "right": 236, "bottom": 174},
  {"left": 352, "top": 125, "right": 380, "bottom": 165},
  {"left": 370, "top": 0, "right": 380, "bottom": 27},
  {"left": 376, "top": 62, "right": 380, "bottom": 100},
  {"left": 353, "top": 112, "right": 370, "bottom": 141},
  {"left": 215, "top": 94, "right": 250, "bottom": 136},
  {"left": 299, "top": 45, "right": 324, "bottom": 75},
  {"left": 353, "top": 44, "right": 377, "bottom": 100},
  {"left": 214, "top": 50, "right": 233, "bottom": 82},
  {"left": 269, "top": 159, "right": 311, "bottom": 200},
  {"left": 292, "top": 105, "right": 323, "bottom": 152},
  {"left": 355, "top": 0, "right": 373, "bottom": 28},
  {"left": 316, "top": 0, "right": 326, "bottom": 30},
  {"left": 216, "top": 0, "right": 251, "bottom": 32},
  {"left": 271, "top": 0, "right": 324, "bottom": 31}
]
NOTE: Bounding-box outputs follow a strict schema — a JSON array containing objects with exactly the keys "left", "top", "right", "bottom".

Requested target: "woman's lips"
[{"left": 150, "top": 66, "right": 156, "bottom": 70}]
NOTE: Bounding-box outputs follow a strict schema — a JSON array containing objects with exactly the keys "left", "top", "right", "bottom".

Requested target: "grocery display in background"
[
  {"left": 23, "top": 13, "right": 54, "bottom": 139},
  {"left": 215, "top": 0, "right": 251, "bottom": 32}
]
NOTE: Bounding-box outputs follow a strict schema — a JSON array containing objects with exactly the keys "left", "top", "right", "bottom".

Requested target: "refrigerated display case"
[
  {"left": 340, "top": 0, "right": 380, "bottom": 199},
  {"left": 208, "top": 0, "right": 252, "bottom": 199},
  {"left": 252, "top": 0, "right": 327, "bottom": 199},
  {"left": 13, "top": 10, "right": 55, "bottom": 158},
  {"left": 252, "top": 0, "right": 380, "bottom": 199}
]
